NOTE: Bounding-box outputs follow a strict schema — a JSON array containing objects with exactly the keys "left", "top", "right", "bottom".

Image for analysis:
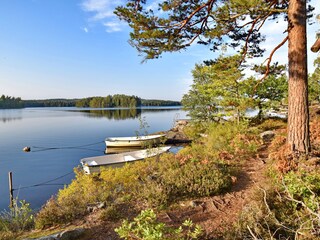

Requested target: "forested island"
[
  {"left": 0, "top": 95, "right": 24, "bottom": 109},
  {"left": 0, "top": 94, "right": 181, "bottom": 109}
]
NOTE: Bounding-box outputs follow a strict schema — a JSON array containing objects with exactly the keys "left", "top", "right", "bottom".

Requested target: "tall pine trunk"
[{"left": 287, "top": 0, "right": 310, "bottom": 154}]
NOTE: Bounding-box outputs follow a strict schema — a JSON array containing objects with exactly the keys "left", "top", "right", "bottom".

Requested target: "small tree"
[
  {"left": 182, "top": 55, "right": 248, "bottom": 122},
  {"left": 183, "top": 56, "right": 288, "bottom": 122}
]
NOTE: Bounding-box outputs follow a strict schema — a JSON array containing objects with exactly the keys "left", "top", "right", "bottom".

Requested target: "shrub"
[
  {"left": 139, "top": 154, "right": 232, "bottom": 207},
  {"left": 99, "top": 204, "right": 122, "bottom": 221},
  {"left": 202, "top": 122, "right": 260, "bottom": 162},
  {"left": 0, "top": 199, "right": 34, "bottom": 232},
  {"left": 115, "top": 209, "right": 203, "bottom": 240},
  {"left": 36, "top": 168, "right": 111, "bottom": 228}
]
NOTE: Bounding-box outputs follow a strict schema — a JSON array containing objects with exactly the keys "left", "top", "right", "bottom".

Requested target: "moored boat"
[
  {"left": 105, "top": 134, "right": 165, "bottom": 147},
  {"left": 81, "top": 146, "right": 171, "bottom": 174}
]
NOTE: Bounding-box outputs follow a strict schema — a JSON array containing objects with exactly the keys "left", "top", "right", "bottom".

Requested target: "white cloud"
[
  {"left": 83, "top": 27, "right": 89, "bottom": 33},
  {"left": 103, "top": 21, "right": 123, "bottom": 32},
  {"left": 81, "top": 0, "right": 125, "bottom": 32}
]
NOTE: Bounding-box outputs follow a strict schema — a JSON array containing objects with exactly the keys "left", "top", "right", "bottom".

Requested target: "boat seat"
[{"left": 124, "top": 155, "right": 136, "bottom": 161}]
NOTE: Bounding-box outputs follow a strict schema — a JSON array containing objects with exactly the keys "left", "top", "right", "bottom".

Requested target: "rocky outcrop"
[{"left": 165, "top": 119, "right": 191, "bottom": 144}]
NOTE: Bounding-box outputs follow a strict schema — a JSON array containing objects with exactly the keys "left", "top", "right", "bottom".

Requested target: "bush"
[
  {"left": 36, "top": 168, "right": 111, "bottom": 228},
  {"left": 139, "top": 154, "right": 232, "bottom": 207},
  {"left": 0, "top": 199, "right": 34, "bottom": 232},
  {"left": 115, "top": 209, "right": 203, "bottom": 240}
]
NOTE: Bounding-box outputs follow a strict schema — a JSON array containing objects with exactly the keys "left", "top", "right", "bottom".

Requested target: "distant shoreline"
[{"left": 0, "top": 94, "right": 181, "bottom": 109}]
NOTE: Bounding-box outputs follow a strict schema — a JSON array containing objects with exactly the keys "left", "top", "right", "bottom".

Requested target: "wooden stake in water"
[{"left": 8, "top": 172, "right": 13, "bottom": 208}]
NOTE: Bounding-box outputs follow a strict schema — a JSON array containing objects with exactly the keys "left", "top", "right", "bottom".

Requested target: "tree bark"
[{"left": 287, "top": 0, "right": 310, "bottom": 154}]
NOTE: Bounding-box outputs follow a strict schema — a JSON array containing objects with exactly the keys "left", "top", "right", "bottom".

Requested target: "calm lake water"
[{"left": 0, "top": 107, "right": 187, "bottom": 210}]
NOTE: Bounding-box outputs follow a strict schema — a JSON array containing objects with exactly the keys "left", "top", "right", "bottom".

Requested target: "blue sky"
[{"left": 0, "top": 0, "right": 319, "bottom": 101}]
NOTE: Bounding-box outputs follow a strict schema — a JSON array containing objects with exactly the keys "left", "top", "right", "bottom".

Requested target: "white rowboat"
[
  {"left": 105, "top": 134, "right": 165, "bottom": 147},
  {"left": 81, "top": 146, "right": 171, "bottom": 174}
]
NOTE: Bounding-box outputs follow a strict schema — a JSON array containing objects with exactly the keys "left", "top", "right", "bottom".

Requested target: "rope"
[
  {"left": 13, "top": 170, "right": 74, "bottom": 191},
  {"left": 30, "top": 140, "right": 105, "bottom": 153}
]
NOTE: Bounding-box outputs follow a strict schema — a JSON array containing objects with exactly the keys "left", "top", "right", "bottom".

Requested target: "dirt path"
[{"left": 157, "top": 144, "right": 270, "bottom": 239}]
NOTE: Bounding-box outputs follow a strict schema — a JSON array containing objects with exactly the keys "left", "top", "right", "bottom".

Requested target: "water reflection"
[
  {"left": 75, "top": 108, "right": 141, "bottom": 120},
  {"left": 0, "top": 109, "right": 23, "bottom": 123},
  {"left": 68, "top": 107, "right": 181, "bottom": 120}
]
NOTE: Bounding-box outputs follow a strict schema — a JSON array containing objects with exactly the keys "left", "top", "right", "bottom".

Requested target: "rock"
[
  {"left": 24, "top": 228, "right": 86, "bottom": 240},
  {"left": 58, "top": 228, "right": 86, "bottom": 240},
  {"left": 260, "top": 131, "right": 275, "bottom": 143},
  {"left": 97, "top": 202, "right": 106, "bottom": 209}
]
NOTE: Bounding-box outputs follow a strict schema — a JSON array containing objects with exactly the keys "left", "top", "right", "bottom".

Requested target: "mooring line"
[
  {"left": 12, "top": 170, "right": 74, "bottom": 191},
  {"left": 27, "top": 140, "right": 105, "bottom": 153}
]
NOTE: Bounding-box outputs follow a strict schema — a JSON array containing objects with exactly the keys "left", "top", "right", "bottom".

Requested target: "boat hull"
[
  {"left": 105, "top": 134, "right": 165, "bottom": 147},
  {"left": 81, "top": 146, "right": 171, "bottom": 174}
]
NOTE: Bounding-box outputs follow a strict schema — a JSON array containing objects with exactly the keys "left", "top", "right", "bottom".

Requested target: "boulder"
[
  {"left": 58, "top": 228, "right": 86, "bottom": 240},
  {"left": 260, "top": 131, "right": 275, "bottom": 143}
]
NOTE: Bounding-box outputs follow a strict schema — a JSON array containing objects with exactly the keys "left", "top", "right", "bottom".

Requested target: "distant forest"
[
  {"left": 0, "top": 94, "right": 181, "bottom": 109},
  {"left": 75, "top": 94, "right": 141, "bottom": 108},
  {"left": 0, "top": 95, "right": 24, "bottom": 109}
]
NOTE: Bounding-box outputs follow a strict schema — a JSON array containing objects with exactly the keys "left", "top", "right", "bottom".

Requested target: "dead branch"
[
  {"left": 311, "top": 38, "right": 320, "bottom": 53},
  {"left": 253, "top": 35, "right": 289, "bottom": 91}
]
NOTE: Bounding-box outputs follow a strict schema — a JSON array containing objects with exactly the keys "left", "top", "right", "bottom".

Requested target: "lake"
[{"left": 0, "top": 107, "right": 187, "bottom": 210}]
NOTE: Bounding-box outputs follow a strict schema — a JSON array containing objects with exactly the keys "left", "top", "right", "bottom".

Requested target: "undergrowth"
[
  {"left": 0, "top": 199, "right": 34, "bottom": 240},
  {"left": 115, "top": 209, "right": 203, "bottom": 240},
  {"left": 35, "top": 121, "right": 258, "bottom": 230},
  {"left": 231, "top": 114, "right": 320, "bottom": 239}
]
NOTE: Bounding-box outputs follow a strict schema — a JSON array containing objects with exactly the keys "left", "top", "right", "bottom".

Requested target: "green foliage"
[
  {"left": 232, "top": 165, "right": 320, "bottom": 239},
  {"left": 182, "top": 56, "right": 288, "bottom": 122},
  {"left": 139, "top": 154, "right": 232, "bottom": 207},
  {"left": 183, "top": 121, "right": 209, "bottom": 140},
  {"left": 0, "top": 95, "right": 24, "bottom": 109},
  {"left": 284, "top": 170, "right": 320, "bottom": 211},
  {"left": 115, "top": 209, "right": 203, "bottom": 240},
  {"left": 35, "top": 168, "right": 111, "bottom": 228},
  {"left": 193, "top": 121, "right": 259, "bottom": 162},
  {"left": 141, "top": 99, "right": 181, "bottom": 107},
  {"left": 115, "top": 0, "right": 294, "bottom": 60},
  {"left": 182, "top": 55, "right": 247, "bottom": 122},
  {"left": 0, "top": 199, "right": 34, "bottom": 233},
  {"left": 76, "top": 94, "right": 141, "bottom": 108},
  {"left": 244, "top": 69, "right": 288, "bottom": 117},
  {"left": 99, "top": 204, "right": 122, "bottom": 221},
  {"left": 23, "top": 99, "right": 76, "bottom": 107},
  {"left": 309, "top": 56, "right": 320, "bottom": 103}
]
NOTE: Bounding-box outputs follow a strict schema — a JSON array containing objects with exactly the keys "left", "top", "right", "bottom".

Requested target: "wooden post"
[{"left": 8, "top": 172, "right": 13, "bottom": 208}]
